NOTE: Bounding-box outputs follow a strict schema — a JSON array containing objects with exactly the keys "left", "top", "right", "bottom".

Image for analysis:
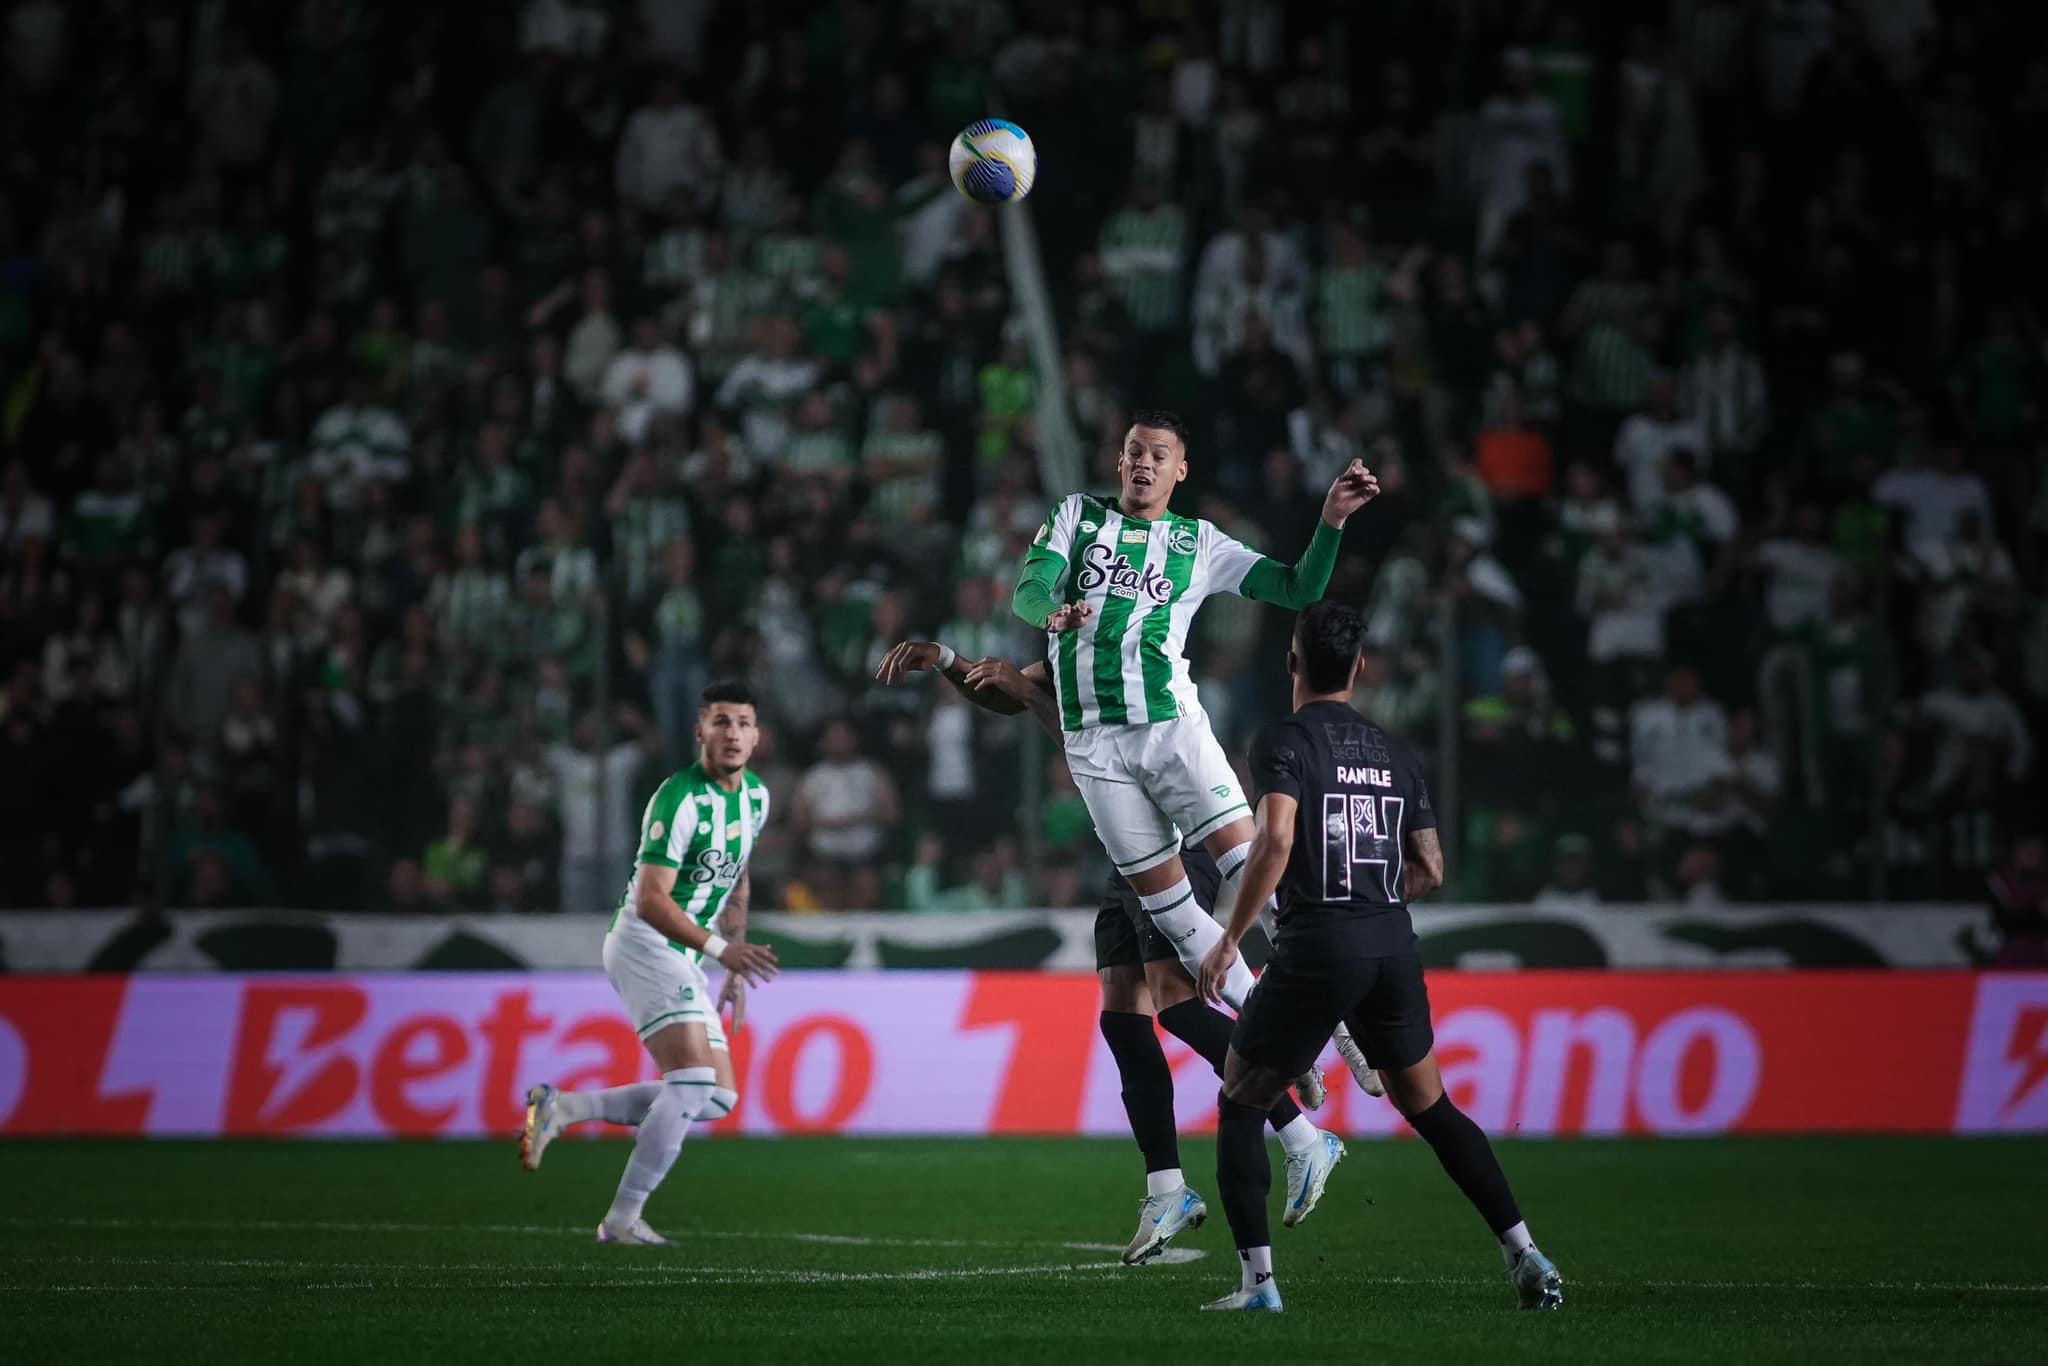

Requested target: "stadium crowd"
[{"left": 0, "top": 0, "right": 2043, "bottom": 917}]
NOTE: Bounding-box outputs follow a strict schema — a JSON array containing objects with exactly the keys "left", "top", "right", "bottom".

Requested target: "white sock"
[
  {"left": 1499, "top": 1220, "right": 1535, "bottom": 1267},
  {"left": 1275, "top": 1115, "right": 1320, "bottom": 1156},
  {"left": 701, "top": 1086, "right": 739, "bottom": 1121},
  {"left": 1213, "top": 842, "right": 1276, "bottom": 1009},
  {"left": 604, "top": 1066, "right": 713, "bottom": 1225},
  {"left": 1138, "top": 875, "right": 1256, "bottom": 1010},
  {"left": 561, "top": 1082, "right": 662, "bottom": 1127},
  {"left": 1240, "top": 1245, "right": 1275, "bottom": 1290},
  {"left": 1146, "top": 1167, "right": 1184, "bottom": 1198}
]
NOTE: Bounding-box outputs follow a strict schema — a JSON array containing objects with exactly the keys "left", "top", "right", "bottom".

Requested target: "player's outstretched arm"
[
  {"left": 1237, "top": 459, "right": 1381, "bottom": 610},
  {"left": 636, "top": 862, "right": 778, "bottom": 986},
  {"left": 1402, "top": 827, "right": 1444, "bottom": 902},
  {"left": 959, "top": 657, "right": 1062, "bottom": 741},
  {"left": 1199, "top": 792, "right": 1297, "bottom": 1004}
]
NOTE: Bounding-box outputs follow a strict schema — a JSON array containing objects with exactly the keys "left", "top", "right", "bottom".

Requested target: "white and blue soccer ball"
[{"left": 949, "top": 118, "right": 1037, "bottom": 204}]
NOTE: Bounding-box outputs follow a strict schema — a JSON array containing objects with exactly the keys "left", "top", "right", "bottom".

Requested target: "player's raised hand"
[
  {"left": 1320, "top": 459, "right": 1382, "bottom": 527},
  {"left": 716, "top": 939, "right": 779, "bottom": 987},
  {"left": 959, "top": 656, "right": 1032, "bottom": 702},
  {"left": 876, "top": 640, "right": 942, "bottom": 685},
  {"left": 1197, "top": 937, "right": 1241, "bottom": 1006},
  {"left": 1044, "top": 602, "right": 1096, "bottom": 634}
]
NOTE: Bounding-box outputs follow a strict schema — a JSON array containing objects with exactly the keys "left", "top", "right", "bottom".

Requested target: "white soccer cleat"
[
  {"left": 1293, "top": 1063, "right": 1327, "bottom": 1111},
  {"left": 1281, "top": 1130, "right": 1346, "bottom": 1228},
  {"left": 1123, "top": 1185, "right": 1208, "bottom": 1265},
  {"left": 1201, "top": 1281, "right": 1283, "bottom": 1312},
  {"left": 520, "top": 1083, "right": 565, "bottom": 1171},
  {"left": 1333, "top": 1024, "right": 1385, "bottom": 1097},
  {"left": 596, "top": 1217, "right": 673, "bottom": 1246}
]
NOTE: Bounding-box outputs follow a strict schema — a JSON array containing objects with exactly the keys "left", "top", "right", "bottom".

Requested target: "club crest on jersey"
[
  {"left": 1076, "top": 541, "right": 1173, "bottom": 604},
  {"left": 1167, "top": 525, "right": 1198, "bottom": 555}
]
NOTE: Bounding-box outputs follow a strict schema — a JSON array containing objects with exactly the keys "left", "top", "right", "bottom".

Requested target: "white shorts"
[
  {"left": 603, "top": 930, "right": 730, "bottom": 1051},
  {"left": 1063, "top": 707, "right": 1250, "bottom": 877}
]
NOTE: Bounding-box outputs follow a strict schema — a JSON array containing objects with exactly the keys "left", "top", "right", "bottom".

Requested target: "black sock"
[
  {"left": 1406, "top": 1092, "right": 1524, "bottom": 1237},
  {"left": 1100, "top": 1011, "right": 1178, "bottom": 1176},
  {"left": 1156, "top": 999, "right": 1304, "bottom": 1133},
  {"left": 1215, "top": 1093, "right": 1271, "bottom": 1251}
]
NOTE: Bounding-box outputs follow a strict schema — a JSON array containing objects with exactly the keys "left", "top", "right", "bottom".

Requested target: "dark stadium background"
[{"left": 0, "top": 2, "right": 2045, "bottom": 1362}]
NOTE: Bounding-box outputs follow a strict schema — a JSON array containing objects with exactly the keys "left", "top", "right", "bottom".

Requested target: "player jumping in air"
[
  {"left": 879, "top": 643, "right": 1369, "bottom": 1263},
  {"left": 518, "top": 682, "right": 780, "bottom": 1245},
  {"left": 1196, "top": 602, "right": 1564, "bottom": 1312},
  {"left": 1009, "top": 412, "right": 1383, "bottom": 1071}
]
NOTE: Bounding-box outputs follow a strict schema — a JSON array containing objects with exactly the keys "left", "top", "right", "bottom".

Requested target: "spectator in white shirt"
[
  {"left": 793, "top": 718, "right": 903, "bottom": 892},
  {"left": 1630, "top": 664, "right": 1730, "bottom": 829},
  {"left": 1191, "top": 205, "right": 1305, "bottom": 313},
  {"left": 1471, "top": 48, "right": 1571, "bottom": 256},
  {"left": 1689, "top": 708, "right": 1782, "bottom": 839},
  {"left": 1916, "top": 651, "right": 2033, "bottom": 794},
  {"left": 1913, "top": 507, "right": 2017, "bottom": 656},
  {"left": 601, "top": 317, "right": 695, "bottom": 443},
  {"left": 716, "top": 316, "right": 823, "bottom": 461},
  {"left": 1873, "top": 439, "right": 1994, "bottom": 555},
  {"left": 548, "top": 710, "right": 653, "bottom": 914},
  {"left": 1751, "top": 502, "right": 1845, "bottom": 633},
  {"left": 520, "top": 0, "right": 610, "bottom": 57},
  {"left": 163, "top": 513, "right": 249, "bottom": 639},
  {"left": 1576, "top": 505, "right": 1665, "bottom": 664},
  {"left": 1613, "top": 373, "right": 1707, "bottom": 518},
  {"left": 614, "top": 72, "right": 722, "bottom": 214},
  {"left": 307, "top": 378, "right": 410, "bottom": 512},
  {"left": 1190, "top": 236, "right": 1311, "bottom": 377},
  {"left": 1532, "top": 835, "right": 1602, "bottom": 910},
  {"left": 1643, "top": 450, "right": 1739, "bottom": 609}
]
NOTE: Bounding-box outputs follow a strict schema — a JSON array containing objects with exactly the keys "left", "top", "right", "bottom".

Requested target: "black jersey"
[{"left": 1247, "top": 701, "right": 1436, "bottom": 960}]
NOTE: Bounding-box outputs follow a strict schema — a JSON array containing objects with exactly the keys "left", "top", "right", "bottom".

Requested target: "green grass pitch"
[{"left": 3, "top": 1136, "right": 2044, "bottom": 1364}]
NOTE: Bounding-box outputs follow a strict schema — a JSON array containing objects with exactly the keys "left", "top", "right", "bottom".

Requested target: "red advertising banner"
[{"left": 1, "top": 972, "right": 2044, "bottom": 1138}]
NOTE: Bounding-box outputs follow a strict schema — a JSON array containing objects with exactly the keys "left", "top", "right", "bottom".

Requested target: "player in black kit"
[
  {"left": 1195, "top": 600, "right": 1564, "bottom": 1313},
  {"left": 875, "top": 639, "right": 1358, "bottom": 1267}
]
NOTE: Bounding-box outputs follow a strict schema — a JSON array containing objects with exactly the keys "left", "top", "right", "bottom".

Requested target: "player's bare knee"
[
  {"left": 1200, "top": 818, "right": 1257, "bottom": 858},
  {"left": 1123, "top": 854, "right": 1189, "bottom": 897},
  {"left": 1381, "top": 1053, "right": 1446, "bottom": 1118},
  {"left": 1144, "top": 960, "right": 1196, "bottom": 1010},
  {"left": 1099, "top": 964, "right": 1151, "bottom": 1015},
  {"left": 1220, "top": 1049, "right": 1288, "bottom": 1109}
]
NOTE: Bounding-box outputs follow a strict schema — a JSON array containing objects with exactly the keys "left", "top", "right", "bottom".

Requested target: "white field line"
[{"left": 7, "top": 1220, "right": 2044, "bottom": 1295}]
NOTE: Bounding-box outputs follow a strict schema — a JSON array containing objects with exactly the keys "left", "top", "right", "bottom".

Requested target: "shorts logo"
[
  {"left": 650, "top": 820, "right": 665, "bottom": 840},
  {"left": 680, "top": 986, "right": 695, "bottom": 1002},
  {"left": 1211, "top": 784, "right": 1232, "bottom": 797},
  {"left": 1167, "top": 526, "right": 1198, "bottom": 555}
]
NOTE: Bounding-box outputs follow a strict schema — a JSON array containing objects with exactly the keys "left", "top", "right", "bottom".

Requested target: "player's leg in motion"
[
  {"left": 1123, "top": 853, "right": 1257, "bottom": 1009},
  {"left": 1147, "top": 963, "right": 1342, "bottom": 1226},
  {"left": 594, "top": 1020, "right": 717, "bottom": 1244},
  {"left": 1380, "top": 1049, "right": 1563, "bottom": 1310},
  {"left": 1206, "top": 1047, "right": 1300, "bottom": 1312},
  {"left": 1099, "top": 963, "right": 1209, "bottom": 1265},
  {"left": 521, "top": 1016, "right": 739, "bottom": 1169}
]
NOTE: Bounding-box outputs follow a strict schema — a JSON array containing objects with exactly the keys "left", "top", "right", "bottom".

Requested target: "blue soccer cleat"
[
  {"left": 1123, "top": 1186, "right": 1208, "bottom": 1265},
  {"left": 1511, "top": 1246, "right": 1565, "bottom": 1310},
  {"left": 1201, "top": 1281, "right": 1284, "bottom": 1312},
  {"left": 596, "top": 1217, "right": 673, "bottom": 1246},
  {"left": 1281, "top": 1130, "right": 1346, "bottom": 1228}
]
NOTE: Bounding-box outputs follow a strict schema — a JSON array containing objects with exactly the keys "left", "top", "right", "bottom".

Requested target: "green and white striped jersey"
[
  {"left": 610, "top": 764, "right": 771, "bottom": 963},
  {"left": 1030, "top": 493, "right": 1268, "bottom": 732}
]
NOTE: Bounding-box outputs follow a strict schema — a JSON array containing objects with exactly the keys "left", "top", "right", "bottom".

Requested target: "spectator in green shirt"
[
  {"left": 976, "top": 337, "right": 1035, "bottom": 464},
  {"left": 424, "top": 797, "right": 489, "bottom": 909}
]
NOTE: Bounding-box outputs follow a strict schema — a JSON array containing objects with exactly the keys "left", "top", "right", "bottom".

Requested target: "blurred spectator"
[
  {"left": 548, "top": 710, "right": 651, "bottom": 915},
  {"left": 793, "top": 718, "right": 901, "bottom": 908},
  {"left": 1631, "top": 665, "right": 1729, "bottom": 833},
  {"left": 1532, "top": 835, "right": 1600, "bottom": 911},
  {"left": 601, "top": 317, "right": 695, "bottom": 444},
  {"left": 1988, "top": 833, "right": 2048, "bottom": 967},
  {"left": 614, "top": 73, "right": 723, "bottom": 215}
]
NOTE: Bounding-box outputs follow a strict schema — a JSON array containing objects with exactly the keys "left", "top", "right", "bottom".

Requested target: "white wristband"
[
  {"left": 934, "top": 644, "right": 958, "bottom": 671},
  {"left": 701, "top": 934, "right": 729, "bottom": 962}
]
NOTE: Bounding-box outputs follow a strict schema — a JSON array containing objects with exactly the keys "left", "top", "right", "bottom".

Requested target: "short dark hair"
[
  {"left": 700, "top": 680, "right": 755, "bottom": 711},
  {"left": 1127, "top": 409, "right": 1189, "bottom": 445},
  {"left": 1293, "top": 601, "right": 1366, "bottom": 693}
]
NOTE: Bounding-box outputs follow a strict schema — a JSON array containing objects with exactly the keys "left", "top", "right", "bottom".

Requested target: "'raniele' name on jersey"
[
  {"left": 1033, "top": 493, "right": 1271, "bottom": 732},
  {"left": 611, "top": 763, "right": 771, "bottom": 962}
]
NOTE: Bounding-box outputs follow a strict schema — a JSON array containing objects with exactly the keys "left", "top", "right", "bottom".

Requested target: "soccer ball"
[{"left": 949, "top": 119, "right": 1037, "bottom": 205}]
